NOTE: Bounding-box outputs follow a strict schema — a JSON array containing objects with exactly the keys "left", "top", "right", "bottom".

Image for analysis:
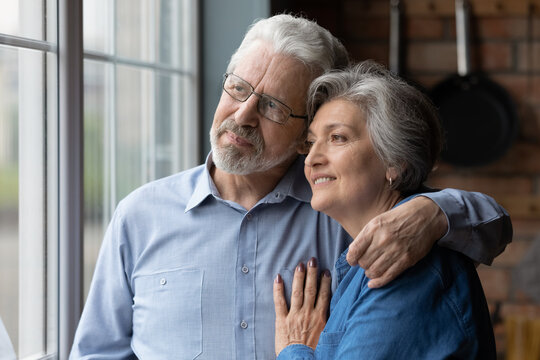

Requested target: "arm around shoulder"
[{"left": 423, "top": 188, "right": 512, "bottom": 265}]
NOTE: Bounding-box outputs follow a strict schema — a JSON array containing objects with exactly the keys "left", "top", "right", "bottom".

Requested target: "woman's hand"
[{"left": 273, "top": 257, "right": 332, "bottom": 356}]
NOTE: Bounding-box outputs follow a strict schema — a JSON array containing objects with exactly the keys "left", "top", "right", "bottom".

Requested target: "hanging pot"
[{"left": 430, "top": 0, "right": 518, "bottom": 166}]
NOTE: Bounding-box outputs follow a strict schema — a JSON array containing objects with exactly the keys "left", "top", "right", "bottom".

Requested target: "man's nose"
[{"left": 234, "top": 93, "right": 261, "bottom": 127}]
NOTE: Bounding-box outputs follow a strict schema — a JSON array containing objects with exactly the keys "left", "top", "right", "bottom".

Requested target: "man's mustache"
[{"left": 217, "top": 118, "right": 264, "bottom": 151}]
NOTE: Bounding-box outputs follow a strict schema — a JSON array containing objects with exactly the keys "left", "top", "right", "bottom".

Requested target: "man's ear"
[{"left": 296, "top": 130, "right": 309, "bottom": 155}]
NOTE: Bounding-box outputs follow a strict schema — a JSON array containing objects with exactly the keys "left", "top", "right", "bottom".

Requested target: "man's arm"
[
  {"left": 346, "top": 188, "right": 512, "bottom": 288},
  {"left": 70, "top": 209, "right": 136, "bottom": 359}
]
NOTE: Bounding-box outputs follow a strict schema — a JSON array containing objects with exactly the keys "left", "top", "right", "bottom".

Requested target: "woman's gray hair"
[
  {"left": 307, "top": 61, "right": 442, "bottom": 193},
  {"left": 227, "top": 14, "right": 349, "bottom": 77}
]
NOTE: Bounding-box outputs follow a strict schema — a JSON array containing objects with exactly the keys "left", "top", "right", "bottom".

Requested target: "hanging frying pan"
[{"left": 430, "top": 0, "right": 518, "bottom": 166}]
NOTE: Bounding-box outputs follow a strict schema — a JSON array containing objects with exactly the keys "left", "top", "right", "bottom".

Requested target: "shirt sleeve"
[
  {"left": 277, "top": 344, "right": 315, "bottom": 360},
  {"left": 421, "top": 188, "right": 513, "bottom": 265},
  {"left": 69, "top": 206, "right": 137, "bottom": 360}
]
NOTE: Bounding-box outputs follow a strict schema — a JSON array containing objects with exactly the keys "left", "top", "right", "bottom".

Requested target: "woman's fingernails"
[
  {"left": 296, "top": 262, "right": 305, "bottom": 272},
  {"left": 275, "top": 274, "right": 282, "bottom": 283},
  {"left": 324, "top": 269, "right": 331, "bottom": 278},
  {"left": 308, "top": 257, "right": 317, "bottom": 268}
]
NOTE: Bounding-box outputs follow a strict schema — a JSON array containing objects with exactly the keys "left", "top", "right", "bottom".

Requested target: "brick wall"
[{"left": 273, "top": 0, "right": 540, "bottom": 357}]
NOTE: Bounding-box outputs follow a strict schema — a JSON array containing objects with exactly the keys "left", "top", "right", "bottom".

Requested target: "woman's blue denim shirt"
[{"left": 278, "top": 196, "right": 496, "bottom": 360}]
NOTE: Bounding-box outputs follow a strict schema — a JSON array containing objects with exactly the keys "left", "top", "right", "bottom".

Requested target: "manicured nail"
[
  {"left": 308, "top": 257, "right": 317, "bottom": 268},
  {"left": 296, "top": 262, "right": 305, "bottom": 272},
  {"left": 275, "top": 274, "right": 282, "bottom": 283},
  {"left": 323, "top": 269, "right": 331, "bottom": 278}
]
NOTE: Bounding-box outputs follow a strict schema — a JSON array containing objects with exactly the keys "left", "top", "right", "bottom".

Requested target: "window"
[
  {"left": 0, "top": 0, "right": 199, "bottom": 358},
  {"left": 82, "top": 0, "right": 199, "bottom": 298}
]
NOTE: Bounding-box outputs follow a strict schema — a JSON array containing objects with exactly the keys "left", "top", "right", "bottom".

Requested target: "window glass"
[
  {"left": 82, "top": 0, "right": 198, "bottom": 296},
  {"left": 0, "top": 0, "right": 47, "bottom": 41},
  {"left": 0, "top": 45, "right": 19, "bottom": 355},
  {"left": 83, "top": 0, "right": 113, "bottom": 54},
  {"left": 83, "top": 59, "right": 109, "bottom": 298}
]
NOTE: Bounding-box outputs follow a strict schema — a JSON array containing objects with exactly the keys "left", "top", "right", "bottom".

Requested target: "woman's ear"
[{"left": 386, "top": 167, "right": 399, "bottom": 182}]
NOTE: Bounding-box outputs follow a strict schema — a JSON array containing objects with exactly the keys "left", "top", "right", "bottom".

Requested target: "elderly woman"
[{"left": 273, "top": 61, "right": 495, "bottom": 359}]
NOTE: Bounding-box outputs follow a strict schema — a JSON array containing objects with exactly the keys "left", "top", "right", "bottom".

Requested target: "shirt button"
[
  {"left": 246, "top": 213, "right": 252, "bottom": 220},
  {"left": 159, "top": 278, "right": 167, "bottom": 285},
  {"left": 241, "top": 265, "right": 249, "bottom": 274},
  {"left": 240, "top": 320, "right": 248, "bottom": 329}
]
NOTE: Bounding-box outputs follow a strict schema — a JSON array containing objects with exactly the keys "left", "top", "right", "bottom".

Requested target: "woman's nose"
[{"left": 304, "top": 141, "right": 324, "bottom": 167}]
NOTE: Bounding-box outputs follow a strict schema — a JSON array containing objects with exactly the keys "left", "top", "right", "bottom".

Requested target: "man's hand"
[
  {"left": 273, "top": 258, "right": 331, "bottom": 356},
  {"left": 346, "top": 196, "right": 448, "bottom": 288}
]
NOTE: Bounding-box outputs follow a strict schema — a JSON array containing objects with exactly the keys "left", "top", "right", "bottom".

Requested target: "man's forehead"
[{"left": 234, "top": 46, "right": 311, "bottom": 90}]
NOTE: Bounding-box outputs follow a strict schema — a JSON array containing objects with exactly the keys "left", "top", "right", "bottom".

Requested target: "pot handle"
[
  {"left": 456, "top": 0, "right": 471, "bottom": 76},
  {"left": 389, "top": 0, "right": 401, "bottom": 75}
]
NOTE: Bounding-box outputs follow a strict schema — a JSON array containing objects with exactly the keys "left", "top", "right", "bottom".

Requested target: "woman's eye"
[{"left": 330, "top": 134, "right": 346, "bottom": 142}]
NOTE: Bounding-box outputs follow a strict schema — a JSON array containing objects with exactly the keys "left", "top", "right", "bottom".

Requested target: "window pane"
[
  {"left": 0, "top": 0, "right": 49, "bottom": 41},
  {"left": 0, "top": 44, "right": 55, "bottom": 358},
  {"left": 0, "top": 45, "right": 19, "bottom": 356},
  {"left": 83, "top": 0, "right": 112, "bottom": 54},
  {"left": 116, "top": 65, "right": 147, "bottom": 199},
  {"left": 116, "top": 0, "right": 187, "bottom": 67},
  {"left": 83, "top": 59, "right": 111, "bottom": 297}
]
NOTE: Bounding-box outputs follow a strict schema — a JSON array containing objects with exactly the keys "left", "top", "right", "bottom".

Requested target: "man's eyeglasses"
[{"left": 222, "top": 73, "right": 308, "bottom": 125}]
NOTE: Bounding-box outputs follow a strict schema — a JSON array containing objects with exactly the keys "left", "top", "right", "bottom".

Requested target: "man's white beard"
[{"left": 210, "top": 118, "right": 299, "bottom": 175}]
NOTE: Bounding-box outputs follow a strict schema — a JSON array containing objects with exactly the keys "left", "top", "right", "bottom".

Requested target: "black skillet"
[{"left": 430, "top": 0, "right": 518, "bottom": 166}]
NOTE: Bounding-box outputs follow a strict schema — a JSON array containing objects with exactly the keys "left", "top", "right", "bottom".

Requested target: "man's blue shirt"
[{"left": 70, "top": 154, "right": 509, "bottom": 359}]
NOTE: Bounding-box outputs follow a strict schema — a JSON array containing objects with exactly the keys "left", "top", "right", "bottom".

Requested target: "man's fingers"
[
  {"left": 315, "top": 270, "right": 331, "bottom": 315},
  {"left": 367, "top": 260, "right": 407, "bottom": 288},
  {"left": 363, "top": 252, "right": 392, "bottom": 280},
  {"left": 273, "top": 274, "right": 289, "bottom": 318},
  {"left": 290, "top": 262, "right": 306, "bottom": 311},
  {"left": 304, "top": 258, "right": 319, "bottom": 306},
  {"left": 346, "top": 225, "right": 373, "bottom": 266}
]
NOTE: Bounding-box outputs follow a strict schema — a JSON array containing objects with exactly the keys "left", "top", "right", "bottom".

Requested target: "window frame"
[{"left": 0, "top": 0, "right": 200, "bottom": 358}]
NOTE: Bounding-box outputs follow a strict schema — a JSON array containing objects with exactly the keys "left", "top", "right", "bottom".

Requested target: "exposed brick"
[
  {"left": 492, "top": 239, "right": 533, "bottom": 266},
  {"left": 343, "top": 0, "right": 389, "bottom": 18},
  {"left": 518, "top": 104, "right": 540, "bottom": 141},
  {"left": 474, "top": 42, "right": 513, "bottom": 71},
  {"left": 511, "top": 219, "right": 540, "bottom": 238},
  {"left": 501, "top": 303, "right": 540, "bottom": 318},
  {"left": 450, "top": 143, "right": 540, "bottom": 175},
  {"left": 347, "top": 42, "right": 389, "bottom": 65},
  {"left": 477, "top": 266, "right": 510, "bottom": 301},
  {"left": 407, "top": 42, "right": 457, "bottom": 72},
  {"left": 497, "top": 195, "right": 540, "bottom": 220},
  {"left": 491, "top": 74, "right": 540, "bottom": 106},
  {"left": 344, "top": 18, "right": 389, "bottom": 40},
  {"left": 475, "top": 17, "right": 528, "bottom": 39},
  {"left": 517, "top": 41, "right": 540, "bottom": 71},
  {"left": 405, "top": 18, "right": 445, "bottom": 40},
  {"left": 426, "top": 175, "right": 532, "bottom": 197}
]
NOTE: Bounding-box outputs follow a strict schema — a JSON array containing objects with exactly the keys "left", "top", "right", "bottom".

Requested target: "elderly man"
[{"left": 70, "top": 14, "right": 511, "bottom": 359}]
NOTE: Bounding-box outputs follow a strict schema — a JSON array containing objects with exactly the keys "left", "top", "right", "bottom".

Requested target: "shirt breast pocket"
[
  {"left": 314, "top": 330, "right": 344, "bottom": 358},
  {"left": 132, "top": 268, "right": 203, "bottom": 359}
]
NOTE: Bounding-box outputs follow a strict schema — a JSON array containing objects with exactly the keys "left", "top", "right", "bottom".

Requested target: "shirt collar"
[{"left": 185, "top": 153, "right": 312, "bottom": 212}]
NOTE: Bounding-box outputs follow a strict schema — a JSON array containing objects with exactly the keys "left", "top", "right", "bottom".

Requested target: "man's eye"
[
  {"left": 233, "top": 85, "right": 247, "bottom": 93},
  {"left": 267, "top": 100, "right": 277, "bottom": 109}
]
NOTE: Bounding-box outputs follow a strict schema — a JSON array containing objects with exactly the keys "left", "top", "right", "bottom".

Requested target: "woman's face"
[{"left": 304, "top": 99, "right": 389, "bottom": 218}]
